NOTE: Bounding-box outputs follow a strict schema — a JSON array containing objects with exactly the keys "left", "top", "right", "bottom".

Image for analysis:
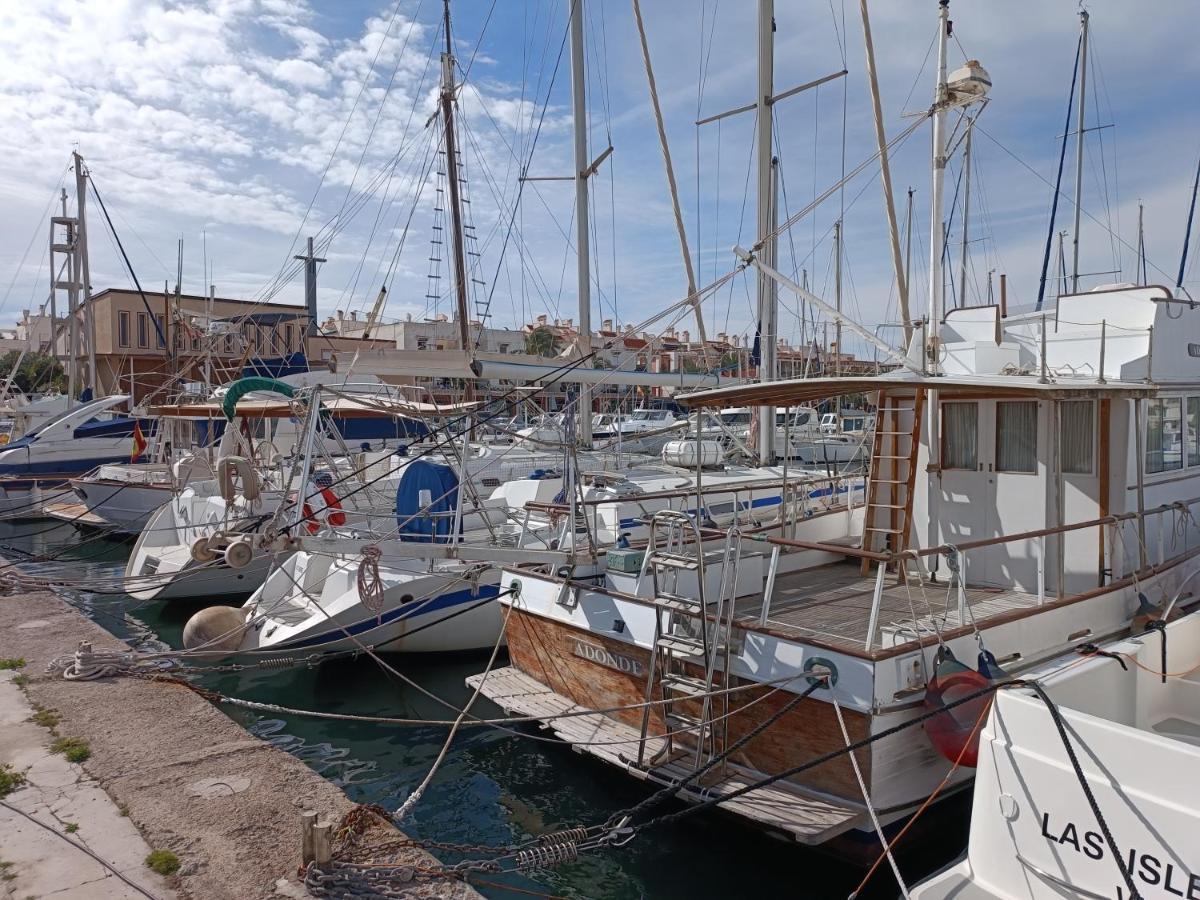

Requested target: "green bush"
[
  {"left": 144, "top": 850, "right": 180, "bottom": 876},
  {"left": 0, "top": 658, "right": 25, "bottom": 670},
  {"left": 50, "top": 737, "right": 90, "bottom": 763},
  {"left": 0, "top": 765, "right": 26, "bottom": 798}
]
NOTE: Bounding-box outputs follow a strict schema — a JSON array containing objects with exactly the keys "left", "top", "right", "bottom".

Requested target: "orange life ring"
[{"left": 302, "top": 485, "right": 345, "bottom": 535}]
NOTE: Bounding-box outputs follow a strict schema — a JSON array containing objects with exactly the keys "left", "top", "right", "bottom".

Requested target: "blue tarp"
[
  {"left": 243, "top": 353, "right": 309, "bottom": 379},
  {"left": 73, "top": 416, "right": 155, "bottom": 440},
  {"left": 395, "top": 459, "right": 459, "bottom": 543},
  {"left": 334, "top": 415, "right": 430, "bottom": 442}
]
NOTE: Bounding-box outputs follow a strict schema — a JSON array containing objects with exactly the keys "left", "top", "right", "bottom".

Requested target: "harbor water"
[{"left": 3, "top": 519, "right": 966, "bottom": 899}]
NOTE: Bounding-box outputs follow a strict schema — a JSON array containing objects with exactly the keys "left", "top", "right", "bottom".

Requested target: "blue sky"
[{"left": 2, "top": 0, "right": 1199, "bottom": 361}]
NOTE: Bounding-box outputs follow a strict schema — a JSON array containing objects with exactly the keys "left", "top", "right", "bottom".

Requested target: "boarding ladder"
[
  {"left": 861, "top": 390, "right": 925, "bottom": 577},
  {"left": 635, "top": 510, "right": 742, "bottom": 774}
]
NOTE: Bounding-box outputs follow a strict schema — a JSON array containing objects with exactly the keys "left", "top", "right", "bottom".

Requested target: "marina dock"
[{"left": 0, "top": 588, "right": 478, "bottom": 900}]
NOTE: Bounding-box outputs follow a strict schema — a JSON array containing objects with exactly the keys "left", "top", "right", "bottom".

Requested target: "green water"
[{"left": 2, "top": 520, "right": 966, "bottom": 899}]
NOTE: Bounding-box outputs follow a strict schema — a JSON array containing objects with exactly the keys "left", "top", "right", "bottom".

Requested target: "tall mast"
[
  {"left": 926, "top": 0, "right": 951, "bottom": 370},
  {"left": 73, "top": 153, "right": 95, "bottom": 397},
  {"left": 755, "top": 0, "right": 777, "bottom": 463},
  {"left": 1070, "top": 10, "right": 1089, "bottom": 293},
  {"left": 439, "top": 0, "right": 472, "bottom": 357},
  {"left": 859, "top": 0, "right": 911, "bottom": 344},
  {"left": 1177, "top": 151, "right": 1200, "bottom": 293},
  {"left": 1137, "top": 201, "right": 1147, "bottom": 286},
  {"left": 834, "top": 219, "right": 842, "bottom": 378},
  {"left": 568, "top": 0, "right": 592, "bottom": 447},
  {"left": 958, "top": 118, "right": 973, "bottom": 308}
]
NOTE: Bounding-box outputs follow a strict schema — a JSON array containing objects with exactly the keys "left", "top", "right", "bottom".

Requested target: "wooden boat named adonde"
[{"left": 471, "top": 284, "right": 1200, "bottom": 861}]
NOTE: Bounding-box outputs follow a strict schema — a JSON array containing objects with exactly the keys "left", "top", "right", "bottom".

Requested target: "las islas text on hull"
[
  {"left": 912, "top": 604, "right": 1200, "bottom": 900},
  {"left": 466, "top": 284, "right": 1200, "bottom": 862}
]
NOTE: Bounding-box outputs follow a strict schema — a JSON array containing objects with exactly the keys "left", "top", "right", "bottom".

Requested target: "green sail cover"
[{"left": 221, "top": 377, "right": 296, "bottom": 421}]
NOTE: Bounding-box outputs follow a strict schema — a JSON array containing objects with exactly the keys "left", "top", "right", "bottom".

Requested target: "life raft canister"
[
  {"left": 302, "top": 470, "right": 345, "bottom": 535},
  {"left": 921, "top": 645, "right": 995, "bottom": 768}
]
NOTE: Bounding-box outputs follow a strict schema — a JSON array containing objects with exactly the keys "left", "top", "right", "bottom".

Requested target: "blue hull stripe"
[
  {"left": 276, "top": 582, "right": 501, "bottom": 649},
  {"left": 0, "top": 454, "right": 146, "bottom": 480}
]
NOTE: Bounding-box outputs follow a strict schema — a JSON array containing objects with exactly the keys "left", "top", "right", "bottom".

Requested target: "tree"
[
  {"left": 524, "top": 326, "right": 558, "bottom": 358},
  {"left": 0, "top": 352, "right": 65, "bottom": 394}
]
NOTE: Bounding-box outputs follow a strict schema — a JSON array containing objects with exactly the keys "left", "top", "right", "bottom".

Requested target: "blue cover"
[
  {"left": 72, "top": 416, "right": 155, "bottom": 440},
  {"left": 395, "top": 459, "right": 459, "bottom": 543},
  {"left": 334, "top": 415, "right": 430, "bottom": 441},
  {"left": 243, "top": 352, "right": 309, "bottom": 379}
]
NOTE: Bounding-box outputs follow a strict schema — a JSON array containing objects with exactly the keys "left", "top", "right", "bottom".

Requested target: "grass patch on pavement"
[
  {"left": 0, "top": 764, "right": 26, "bottom": 798},
  {"left": 50, "top": 737, "right": 90, "bottom": 764},
  {"left": 144, "top": 850, "right": 180, "bottom": 876}
]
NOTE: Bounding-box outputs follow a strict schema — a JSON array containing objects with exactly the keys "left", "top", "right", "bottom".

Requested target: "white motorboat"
[
  {"left": 0, "top": 394, "right": 155, "bottom": 519},
  {"left": 795, "top": 410, "right": 875, "bottom": 466},
  {"left": 912, "top": 606, "right": 1200, "bottom": 899}
]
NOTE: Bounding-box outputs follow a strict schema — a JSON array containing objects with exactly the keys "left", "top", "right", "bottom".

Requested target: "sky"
[{"left": 2, "top": 0, "right": 1199, "bottom": 362}]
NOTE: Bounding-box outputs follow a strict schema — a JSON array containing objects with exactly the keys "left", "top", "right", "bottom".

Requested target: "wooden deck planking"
[
  {"left": 734, "top": 561, "right": 1040, "bottom": 650},
  {"left": 468, "top": 667, "right": 862, "bottom": 843}
]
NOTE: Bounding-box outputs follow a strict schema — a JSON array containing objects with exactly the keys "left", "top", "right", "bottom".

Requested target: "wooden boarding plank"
[
  {"left": 43, "top": 502, "right": 108, "bottom": 528},
  {"left": 469, "top": 667, "right": 863, "bottom": 844}
]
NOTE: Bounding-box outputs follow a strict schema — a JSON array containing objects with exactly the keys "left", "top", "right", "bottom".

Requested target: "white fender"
[{"left": 216, "top": 455, "right": 260, "bottom": 503}]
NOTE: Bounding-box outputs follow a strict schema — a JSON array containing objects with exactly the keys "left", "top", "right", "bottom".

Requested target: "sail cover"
[{"left": 394, "top": 459, "right": 459, "bottom": 543}]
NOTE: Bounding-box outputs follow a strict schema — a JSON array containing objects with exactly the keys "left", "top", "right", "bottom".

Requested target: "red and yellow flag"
[{"left": 131, "top": 421, "right": 147, "bottom": 461}]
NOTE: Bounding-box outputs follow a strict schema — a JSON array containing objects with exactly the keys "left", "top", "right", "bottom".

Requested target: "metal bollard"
[{"left": 301, "top": 810, "right": 318, "bottom": 864}]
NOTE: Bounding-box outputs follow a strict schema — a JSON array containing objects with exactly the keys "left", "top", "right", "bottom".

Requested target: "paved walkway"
[{"left": 0, "top": 670, "right": 176, "bottom": 899}]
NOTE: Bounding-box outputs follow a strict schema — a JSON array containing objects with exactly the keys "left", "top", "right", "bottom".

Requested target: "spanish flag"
[{"left": 131, "top": 421, "right": 147, "bottom": 461}]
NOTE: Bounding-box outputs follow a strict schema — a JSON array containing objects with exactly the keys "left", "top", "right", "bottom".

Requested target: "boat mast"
[
  {"left": 858, "top": 0, "right": 912, "bottom": 345},
  {"left": 73, "top": 153, "right": 96, "bottom": 397},
  {"left": 958, "top": 118, "right": 973, "bottom": 309},
  {"left": 439, "top": 0, "right": 472, "bottom": 361},
  {"left": 1177, "top": 151, "right": 1200, "bottom": 293},
  {"left": 1070, "top": 10, "right": 1089, "bottom": 293},
  {"left": 834, "top": 219, "right": 842, "bottom": 378},
  {"left": 926, "top": 0, "right": 951, "bottom": 370},
  {"left": 755, "top": 0, "right": 777, "bottom": 464},
  {"left": 568, "top": 0, "right": 593, "bottom": 448}
]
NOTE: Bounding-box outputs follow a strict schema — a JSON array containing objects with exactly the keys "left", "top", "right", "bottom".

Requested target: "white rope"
[
  {"left": 832, "top": 693, "right": 910, "bottom": 900},
  {"left": 393, "top": 599, "right": 513, "bottom": 821}
]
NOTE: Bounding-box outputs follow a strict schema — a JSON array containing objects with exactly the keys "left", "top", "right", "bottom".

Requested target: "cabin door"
[{"left": 938, "top": 399, "right": 1046, "bottom": 590}]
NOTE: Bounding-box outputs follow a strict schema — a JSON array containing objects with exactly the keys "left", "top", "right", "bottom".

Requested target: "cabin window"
[
  {"left": 284, "top": 324, "right": 293, "bottom": 353},
  {"left": 118, "top": 311, "right": 130, "bottom": 348},
  {"left": 1146, "top": 397, "right": 1183, "bottom": 474},
  {"left": 1061, "top": 400, "right": 1094, "bottom": 475},
  {"left": 1189, "top": 398, "right": 1200, "bottom": 468},
  {"left": 941, "top": 402, "right": 978, "bottom": 470},
  {"left": 996, "top": 401, "right": 1038, "bottom": 473},
  {"left": 155, "top": 314, "right": 166, "bottom": 348},
  {"left": 137, "top": 312, "right": 148, "bottom": 348}
]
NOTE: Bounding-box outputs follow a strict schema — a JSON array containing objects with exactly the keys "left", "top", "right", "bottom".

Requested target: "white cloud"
[{"left": 271, "top": 58, "right": 330, "bottom": 90}]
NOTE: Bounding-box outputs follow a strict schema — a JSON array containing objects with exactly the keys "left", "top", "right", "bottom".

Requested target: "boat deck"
[
  {"left": 734, "top": 561, "right": 1041, "bottom": 652},
  {"left": 43, "top": 502, "right": 109, "bottom": 531},
  {"left": 467, "top": 666, "right": 863, "bottom": 845}
]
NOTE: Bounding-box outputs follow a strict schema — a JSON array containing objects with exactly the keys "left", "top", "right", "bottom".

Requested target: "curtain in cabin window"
[
  {"left": 996, "top": 401, "right": 1038, "bottom": 473},
  {"left": 1146, "top": 397, "right": 1183, "bottom": 474},
  {"left": 1061, "top": 400, "right": 1094, "bottom": 475},
  {"left": 942, "top": 402, "right": 978, "bottom": 470},
  {"left": 1188, "top": 398, "right": 1200, "bottom": 468}
]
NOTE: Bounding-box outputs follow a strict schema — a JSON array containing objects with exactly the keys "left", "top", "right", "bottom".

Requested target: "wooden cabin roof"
[{"left": 676, "top": 374, "right": 1158, "bottom": 408}]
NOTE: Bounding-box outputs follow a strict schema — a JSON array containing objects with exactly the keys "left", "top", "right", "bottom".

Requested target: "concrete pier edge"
[{"left": 0, "top": 588, "right": 479, "bottom": 900}]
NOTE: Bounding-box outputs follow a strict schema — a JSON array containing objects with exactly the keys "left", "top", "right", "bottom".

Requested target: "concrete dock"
[{"left": 0, "top": 589, "right": 479, "bottom": 900}]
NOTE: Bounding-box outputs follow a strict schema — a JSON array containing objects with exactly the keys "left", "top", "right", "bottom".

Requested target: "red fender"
[{"left": 922, "top": 649, "right": 993, "bottom": 768}]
